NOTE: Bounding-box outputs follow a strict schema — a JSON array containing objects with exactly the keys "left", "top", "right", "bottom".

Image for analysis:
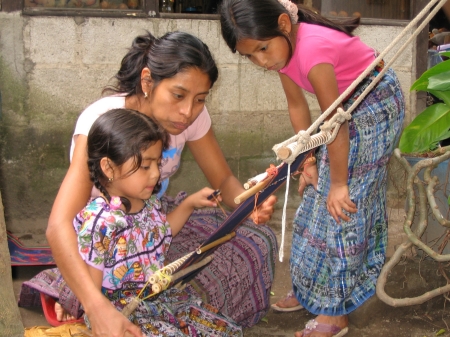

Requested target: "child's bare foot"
[
  {"left": 271, "top": 290, "right": 304, "bottom": 312},
  {"left": 55, "top": 302, "right": 76, "bottom": 322},
  {"left": 294, "top": 315, "right": 348, "bottom": 337}
]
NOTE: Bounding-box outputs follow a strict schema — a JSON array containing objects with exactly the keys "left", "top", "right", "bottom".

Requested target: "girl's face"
[
  {"left": 235, "top": 37, "right": 290, "bottom": 72},
  {"left": 147, "top": 67, "right": 212, "bottom": 135},
  {"left": 108, "top": 140, "right": 163, "bottom": 210}
]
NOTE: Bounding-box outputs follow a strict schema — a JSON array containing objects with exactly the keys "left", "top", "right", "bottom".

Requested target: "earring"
[
  {"left": 144, "top": 92, "right": 148, "bottom": 99},
  {"left": 108, "top": 177, "right": 114, "bottom": 182}
]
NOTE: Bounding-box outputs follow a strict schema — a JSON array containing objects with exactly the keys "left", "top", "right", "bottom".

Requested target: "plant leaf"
[
  {"left": 428, "top": 71, "right": 450, "bottom": 91},
  {"left": 399, "top": 103, "right": 450, "bottom": 153},
  {"left": 411, "top": 60, "right": 450, "bottom": 92},
  {"left": 429, "top": 90, "right": 450, "bottom": 106}
]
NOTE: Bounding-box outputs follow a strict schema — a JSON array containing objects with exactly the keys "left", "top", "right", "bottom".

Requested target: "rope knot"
[
  {"left": 297, "top": 130, "right": 311, "bottom": 146},
  {"left": 336, "top": 107, "right": 352, "bottom": 123}
]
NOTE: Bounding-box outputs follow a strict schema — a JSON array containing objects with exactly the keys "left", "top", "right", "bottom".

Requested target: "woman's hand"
[
  {"left": 251, "top": 195, "right": 277, "bottom": 224},
  {"left": 326, "top": 183, "right": 357, "bottom": 223},
  {"left": 86, "top": 298, "right": 144, "bottom": 337},
  {"left": 298, "top": 163, "right": 318, "bottom": 197}
]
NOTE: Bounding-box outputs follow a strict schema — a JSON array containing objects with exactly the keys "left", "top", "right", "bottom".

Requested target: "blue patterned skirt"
[{"left": 290, "top": 68, "right": 405, "bottom": 316}]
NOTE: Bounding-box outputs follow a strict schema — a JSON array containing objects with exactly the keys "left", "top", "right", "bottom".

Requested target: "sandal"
[
  {"left": 271, "top": 290, "right": 304, "bottom": 312},
  {"left": 301, "top": 319, "right": 348, "bottom": 337}
]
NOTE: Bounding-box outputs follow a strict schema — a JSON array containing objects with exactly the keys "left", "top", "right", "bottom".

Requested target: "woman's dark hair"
[
  {"left": 220, "top": 0, "right": 360, "bottom": 58},
  {"left": 103, "top": 31, "right": 218, "bottom": 96},
  {"left": 87, "top": 108, "right": 169, "bottom": 212}
]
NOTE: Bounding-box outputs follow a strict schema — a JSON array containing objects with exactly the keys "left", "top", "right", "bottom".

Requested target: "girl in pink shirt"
[{"left": 220, "top": 1, "right": 405, "bottom": 336}]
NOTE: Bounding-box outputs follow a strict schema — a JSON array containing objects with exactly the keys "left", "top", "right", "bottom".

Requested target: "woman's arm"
[
  {"left": 308, "top": 63, "right": 357, "bottom": 222},
  {"left": 187, "top": 128, "right": 276, "bottom": 223},
  {"left": 46, "top": 135, "right": 143, "bottom": 337}
]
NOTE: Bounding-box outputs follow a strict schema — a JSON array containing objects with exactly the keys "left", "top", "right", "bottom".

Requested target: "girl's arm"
[
  {"left": 166, "top": 187, "right": 216, "bottom": 236},
  {"left": 308, "top": 63, "right": 357, "bottom": 222},
  {"left": 279, "top": 73, "right": 319, "bottom": 196},
  {"left": 46, "top": 135, "right": 144, "bottom": 337},
  {"left": 187, "top": 128, "right": 276, "bottom": 224}
]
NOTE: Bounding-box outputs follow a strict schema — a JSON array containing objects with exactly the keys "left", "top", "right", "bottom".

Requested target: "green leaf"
[
  {"left": 411, "top": 60, "right": 450, "bottom": 92},
  {"left": 429, "top": 90, "right": 450, "bottom": 106},
  {"left": 436, "top": 329, "right": 446, "bottom": 336},
  {"left": 428, "top": 71, "right": 450, "bottom": 91},
  {"left": 260, "top": 317, "right": 269, "bottom": 324},
  {"left": 399, "top": 103, "right": 450, "bottom": 153},
  {"left": 270, "top": 291, "right": 275, "bottom": 296}
]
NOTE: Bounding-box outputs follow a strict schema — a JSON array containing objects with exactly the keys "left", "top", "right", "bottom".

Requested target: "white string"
[{"left": 279, "top": 163, "right": 291, "bottom": 262}]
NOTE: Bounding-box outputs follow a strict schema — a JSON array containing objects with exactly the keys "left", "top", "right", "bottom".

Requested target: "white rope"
[
  {"left": 274, "top": 0, "right": 448, "bottom": 261},
  {"left": 279, "top": 163, "right": 291, "bottom": 262}
]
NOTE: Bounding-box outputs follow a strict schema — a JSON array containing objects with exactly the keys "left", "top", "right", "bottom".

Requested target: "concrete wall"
[{"left": 0, "top": 12, "right": 414, "bottom": 248}]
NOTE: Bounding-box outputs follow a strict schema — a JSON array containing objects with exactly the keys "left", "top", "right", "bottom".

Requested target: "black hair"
[
  {"left": 103, "top": 31, "right": 219, "bottom": 96},
  {"left": 220, "top": 0, "right": 360, "bottom": 58},
  {"left": 87, "top": 108, "right": 169, "bottom": 212}
]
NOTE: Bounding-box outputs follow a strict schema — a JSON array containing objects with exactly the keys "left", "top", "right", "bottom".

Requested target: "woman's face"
[
  {"left": 147, "top": 67, "right": 212, "bottom": 135},
  {"left": 235, "top": 37, "right": 290, "bottom": 72}
]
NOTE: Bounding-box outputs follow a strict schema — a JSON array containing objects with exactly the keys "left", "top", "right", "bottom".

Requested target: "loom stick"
[
  {"left": 176, "top": 149, "right": 313, "bottom": 283},
  {"left": 234, "top": 179, "right": 271, "bottom": 205}
]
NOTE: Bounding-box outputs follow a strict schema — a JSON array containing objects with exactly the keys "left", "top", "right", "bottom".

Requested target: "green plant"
[{"left": 399, "top": 52, "right": 450, "bottom": 154}]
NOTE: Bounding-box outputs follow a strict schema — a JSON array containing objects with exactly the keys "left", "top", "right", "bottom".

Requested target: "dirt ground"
[{"left": 10, "top": 211, "right": 450, "bottom": 337}]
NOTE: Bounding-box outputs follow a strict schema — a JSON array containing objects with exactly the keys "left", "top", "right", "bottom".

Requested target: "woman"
[{"left": 23, "top": 31, "right": 277, "bottom": 337}]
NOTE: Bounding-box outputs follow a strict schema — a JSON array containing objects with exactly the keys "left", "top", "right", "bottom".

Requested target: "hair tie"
[{"left": 277, "top": 0, "right": 298, "bottom": 24}]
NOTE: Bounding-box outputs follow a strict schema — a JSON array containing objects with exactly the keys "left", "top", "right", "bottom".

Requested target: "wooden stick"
[
  {"left": 196, "top": 232, "right": 236, "bottom": 254},
  {"left": 234, "top": 179, "right": 270, "bottom": 204}
]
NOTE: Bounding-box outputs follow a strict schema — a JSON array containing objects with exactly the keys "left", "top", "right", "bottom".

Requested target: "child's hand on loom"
[
  {"left": 251, "top": 195, "right": 277, "bottom": 224},
  {"left": 187, "top": 187, "right": 222, "bottom": 209}
]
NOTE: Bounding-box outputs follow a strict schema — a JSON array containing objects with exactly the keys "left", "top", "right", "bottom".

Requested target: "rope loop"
[{"left": 297, "top": 130, "right": 311, "bottom": 146}]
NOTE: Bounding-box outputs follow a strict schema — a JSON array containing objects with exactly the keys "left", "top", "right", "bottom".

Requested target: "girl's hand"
[
  {"left": 251, "top": 195, "right": 277, "bottom": 224},
  {"left": 187, "top": 187, "right": 222, "bottom": 209},
  {"left": 87, "top": 298, "right": 144, "bottom": 337},
  {"left": 326, "top": 184, "right": 357, "bottom": 223},
  {"left": 298, "top": 163, "right": 318, "bottom": 197}
]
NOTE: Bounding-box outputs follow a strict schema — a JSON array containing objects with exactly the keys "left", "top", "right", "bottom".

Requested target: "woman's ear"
[
  {"left": 278, "top": 13, "right": 292, "bottom": 34},
  {"left": 141, "top": 67, "right": 153, "bottom": 96},
  {"left": 100, "top": 157, "right": 114, "bottom": 181}
]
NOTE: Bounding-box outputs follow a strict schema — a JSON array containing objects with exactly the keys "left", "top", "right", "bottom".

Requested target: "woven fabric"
[
  {"left": 164, "top": 193, "right": 277, "bottom": 328},
  {"left": 290, "top": 68, "right": 405, "bottom": 316}
]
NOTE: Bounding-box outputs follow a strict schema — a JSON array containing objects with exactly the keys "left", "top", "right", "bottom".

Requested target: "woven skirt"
[{"left": 290, "top": 67, "right": 405, "bottom": 316}]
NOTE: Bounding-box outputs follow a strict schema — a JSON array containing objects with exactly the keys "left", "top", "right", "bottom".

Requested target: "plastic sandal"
[
  {"left": 302, "top": 319, "right": 349, "bottom": 337},
  {"left": 271, "top": 290, "right": 304, "bottom": 312},
  {"left": 40, "top": 292, "right": 84, "bottom": 327}
]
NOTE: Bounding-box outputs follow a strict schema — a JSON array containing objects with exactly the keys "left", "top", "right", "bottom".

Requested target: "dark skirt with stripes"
[{"left": 290, "top": 68, "right": 405, "bottom": 316}]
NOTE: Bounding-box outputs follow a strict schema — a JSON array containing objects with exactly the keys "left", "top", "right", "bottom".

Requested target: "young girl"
[
  {"left": 220, "top": 1, "right": 405, "bottom": 336},
  {"left": 77, "top": 108, "right": 242, "bottom": 337}
]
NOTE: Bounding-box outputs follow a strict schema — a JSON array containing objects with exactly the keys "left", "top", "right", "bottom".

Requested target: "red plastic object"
[{"left": 40, "top": 292, "right": 84, "bottom": 327}]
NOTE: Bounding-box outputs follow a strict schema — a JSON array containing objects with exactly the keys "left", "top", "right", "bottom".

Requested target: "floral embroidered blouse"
[{"left": 74, "top": 195, "right": 172, "bottom": 295}]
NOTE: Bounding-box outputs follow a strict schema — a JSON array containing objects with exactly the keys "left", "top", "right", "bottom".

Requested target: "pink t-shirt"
[
  {"left": 71, "top": 96, "right": 211, "bottom": 195},
  {"left": 279, "top": 23, "right": 376, "bottom": 94}
]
